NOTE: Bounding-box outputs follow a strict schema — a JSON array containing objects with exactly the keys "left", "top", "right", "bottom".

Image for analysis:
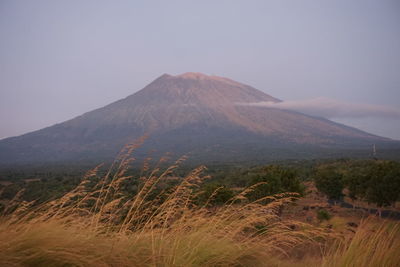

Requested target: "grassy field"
[{"left": 1, "top": 146, "right": 399, "bottom": 266}]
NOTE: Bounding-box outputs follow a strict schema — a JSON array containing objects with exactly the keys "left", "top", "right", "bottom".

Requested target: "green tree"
[
  {"left": 196, "top": 183, "right": 235, "bottom": 206},
  {"left": 246, "top": 165, "right": 304, "bottom": 201},
  {"left": 343, "top": 163, "right": 370, "bottom": 207},
  {"left": 364, "top": 161, "right": 400, "bottom": 211},
  {"left": 314, "top": 165, "right": 344, "bottom": 201}
]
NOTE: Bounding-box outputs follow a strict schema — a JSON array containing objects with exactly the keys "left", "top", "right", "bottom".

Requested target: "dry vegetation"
[{"left": 0, "top": 141, "right": 399, "bottom": 266}]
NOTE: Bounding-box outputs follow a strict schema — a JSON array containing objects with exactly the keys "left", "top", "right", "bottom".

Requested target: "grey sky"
[{"left": 1, "top": 0, "right": 399, "bottom": 140}]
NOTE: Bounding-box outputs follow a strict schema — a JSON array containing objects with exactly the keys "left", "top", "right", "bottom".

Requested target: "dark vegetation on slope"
[{"left": 2, "top": 158, "right": 400, "bottom": 213}]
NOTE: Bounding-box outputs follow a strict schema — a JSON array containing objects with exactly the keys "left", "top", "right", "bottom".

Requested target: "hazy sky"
[{"left": 1, "top": 0, "right": 400, "bottom": 140}]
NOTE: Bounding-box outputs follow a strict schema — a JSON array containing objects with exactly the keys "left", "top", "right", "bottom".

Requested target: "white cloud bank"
[{"left": 236, "top": 97, "right": 400, "bottom": 119}]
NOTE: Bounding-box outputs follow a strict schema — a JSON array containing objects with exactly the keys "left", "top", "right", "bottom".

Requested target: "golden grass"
[
  {"left": 1, "top": 141, "right": 399, "bottom": 266},
  {"left": 321, "top": 219, "right": 400, "bottom": 267}
]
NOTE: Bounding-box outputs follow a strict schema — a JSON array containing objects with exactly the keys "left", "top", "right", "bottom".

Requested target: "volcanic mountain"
[{"left": 0, "top": 72, "right": 396, "bottom": 165}]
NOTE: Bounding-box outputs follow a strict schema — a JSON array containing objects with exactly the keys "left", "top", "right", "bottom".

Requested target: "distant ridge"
[{"left": 0, "top": 72, "right": 397, "bottom": 165}]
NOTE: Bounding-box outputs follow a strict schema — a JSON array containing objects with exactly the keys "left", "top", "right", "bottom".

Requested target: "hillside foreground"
[{"left": 1, "top": 146, "right": 400, "bottom": 266}]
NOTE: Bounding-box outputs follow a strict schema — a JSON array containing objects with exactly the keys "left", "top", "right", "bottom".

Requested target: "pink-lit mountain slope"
[{"left": 0, "top": 72, "right": 396, "bottom": 165}]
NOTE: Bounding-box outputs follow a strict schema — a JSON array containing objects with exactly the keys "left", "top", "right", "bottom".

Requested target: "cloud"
[{"left": 236, "top": 97, "right": 400, "bottom": 119}]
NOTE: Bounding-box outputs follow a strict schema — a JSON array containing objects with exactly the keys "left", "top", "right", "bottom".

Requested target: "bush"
[
  {"left": 317, "top": 209, "right": 332, "bottom": 221},
  {"left": 247, "top": 165, "right": 304, "bottom": 201},
  {"left": 314, "top": 166, "right": 344, "bottom": 200},
  {"left": 195, "top": 183, "right": 235, "bottom": 206}
]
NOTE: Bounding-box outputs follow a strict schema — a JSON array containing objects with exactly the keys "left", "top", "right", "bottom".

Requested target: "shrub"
[
  {"left": 314, "top": 166, "right": 344, "bottom": 200},
  {"left": 247, "top": 165, "right": 304, "bottom": 201},
  {"left": 317, "top": 209, "right": 332, "bottom": 221}
]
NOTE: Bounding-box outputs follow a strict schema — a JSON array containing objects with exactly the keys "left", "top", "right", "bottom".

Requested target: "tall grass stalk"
[
  {"left": 0, "top": 142, "right": 345, "bottom": 266},
  {"left": 321, "top": 219, "right": 400, "bottom": 267}
]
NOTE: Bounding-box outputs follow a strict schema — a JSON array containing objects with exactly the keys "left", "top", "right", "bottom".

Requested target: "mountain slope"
[{"left": 0, "top": 72, "right": 396, "bottom": 165}]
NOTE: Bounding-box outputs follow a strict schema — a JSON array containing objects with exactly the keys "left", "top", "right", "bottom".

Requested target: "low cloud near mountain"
[{"left": 237, "top": 97, "right": 400, "bottom": 119}]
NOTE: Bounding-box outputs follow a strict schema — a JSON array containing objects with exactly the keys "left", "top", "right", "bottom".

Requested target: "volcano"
[{"left": 0, "top": 72, "right": 396, "bottom": 165}]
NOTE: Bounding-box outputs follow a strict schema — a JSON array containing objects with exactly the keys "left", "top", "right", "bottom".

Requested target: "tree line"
[{"left": 314, "top": 160, "right": 400, "bottom": 209}]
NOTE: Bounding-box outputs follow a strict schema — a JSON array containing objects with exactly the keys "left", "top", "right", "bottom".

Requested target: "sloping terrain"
[{"left": 0, "top": 72, "right": 396, "bottom": 165}]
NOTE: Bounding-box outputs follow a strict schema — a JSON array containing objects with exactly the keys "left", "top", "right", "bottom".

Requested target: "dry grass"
[
  {"left": 0, "top": 140, "right": 399, "bottom": 266},
  {"left": 321, "top": 219, "right": 400, "bottom": 267}
]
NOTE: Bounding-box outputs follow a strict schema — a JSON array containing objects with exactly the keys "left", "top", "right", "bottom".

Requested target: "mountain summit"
[{"left": 0, "top": 73, "right": 395, "bottom": 165}]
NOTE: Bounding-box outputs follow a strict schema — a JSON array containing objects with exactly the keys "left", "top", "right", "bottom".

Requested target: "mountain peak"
[
  {"left": 162, "top": 72, "right": 227, "bottom": 81},
  {"left": 176, "top": 72, "right": 210, "bottom": 79},
  {"left": 158, "top": 72, "right": 257, "bottom": 90},
  {"left": 155, "top": 72, "right": 213, "bottom": 83},
  {"left": 141, "top": 72, "right": 280, "bottom": 106}
]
